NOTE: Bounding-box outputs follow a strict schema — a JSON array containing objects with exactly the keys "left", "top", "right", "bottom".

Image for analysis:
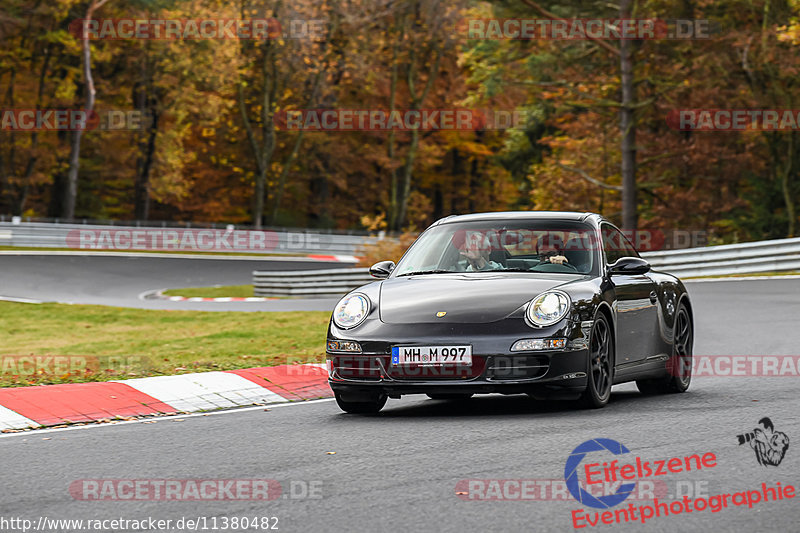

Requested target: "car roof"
[{"left": 433, "top": 211, "right": 603, "bottom": 226}]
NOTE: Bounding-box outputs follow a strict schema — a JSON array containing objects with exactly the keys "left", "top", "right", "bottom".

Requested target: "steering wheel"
[{"left": 530, "top": 260, "right": 579, "bottom": 273}]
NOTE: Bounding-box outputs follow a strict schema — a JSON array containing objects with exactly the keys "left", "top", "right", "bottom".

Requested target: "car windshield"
[{"left": 394, "top": 219, "right": 597, "bottom": 276}]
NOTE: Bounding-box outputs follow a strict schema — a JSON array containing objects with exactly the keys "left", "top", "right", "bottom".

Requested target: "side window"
[{"left": 601, "top": 224, "right": 639, "bottom": 265}]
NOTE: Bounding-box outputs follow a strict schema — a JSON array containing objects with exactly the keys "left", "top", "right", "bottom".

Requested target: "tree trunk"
[
  {"left": 257, "top": 39, "right": 277, "bottom": 229},
  {"left": 134, "top": 51, "right": 158, "bottom": 221},
  {"left": 620, "top": 0, "right": 637, "bottom": 231},
  {"left": 134, "top": 108, "right": 158, "bottom": 221},
  {"left": 386, "top": 17, "right": 403, "bottom": 231},
  {"left": 269, "top": 65, "right": 324, "bottom": 226},
  {"left": 63, "top": 0, "right": 109, "bottom": 220},
  {"left": 0, "top": 69, "right": 16, "bottom": 212},
  {"left": 238, "top": 38, "right": 276, "bottom": 230},
  {"left": 64, "top": 129, "right": 83, "bottom": 220},
  {"left": 781, "top": 134, "right": 795, "bottom": 237},
  {"left": 392, "top": 41, "right": 441, "bottom": 231},
  {"left": 17, "top": 45, "right": 53, "bottom": 215},
  {"left": 396, "top": 125, "right": 420, "bottom": 228}
]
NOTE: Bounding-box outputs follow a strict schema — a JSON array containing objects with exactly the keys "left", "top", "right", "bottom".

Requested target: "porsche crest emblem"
[{"left": 436, "top": 311, "right": 447, "bottom": 317}]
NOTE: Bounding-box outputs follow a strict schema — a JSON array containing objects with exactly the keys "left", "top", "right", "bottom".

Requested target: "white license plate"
[{"left": 391, "top": 345, "right": 472, "bottom": 365}]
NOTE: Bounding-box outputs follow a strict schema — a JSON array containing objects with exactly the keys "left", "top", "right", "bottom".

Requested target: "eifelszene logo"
[
  {"left": 737, "top": 417, "right": 790, "bottom": 466},
  {"left": 564, "top": 438, "right": 718, "bottom": 509},
  {"left": 564, "top": 438, "right": 636, "bottom": 508},
  {"left": 564, "top": 439, "right": 796, "bottom": 528}
]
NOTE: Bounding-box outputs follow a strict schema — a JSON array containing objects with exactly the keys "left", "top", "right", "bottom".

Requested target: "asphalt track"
[
  {"left": 0, "top": 252, "right": 351, "bottom": 311},
  {"left": 1, "top": 276, "right": 799, "bottom": 532}
]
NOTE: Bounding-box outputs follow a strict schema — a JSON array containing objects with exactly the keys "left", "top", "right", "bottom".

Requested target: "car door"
[{"left": 601, "top": 223, "right": 659, "bottom": 366}]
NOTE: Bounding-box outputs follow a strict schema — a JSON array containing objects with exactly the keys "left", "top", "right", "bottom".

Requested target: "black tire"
[
  {"left": 578, "top": 313, "right": 614, "bottom": 409},
  {"left": 334, "top": 391, "right": 387, "bottom": 414},
  {"left": 636, "top": 304, "right": 693, "bottom": 395},
  {"left": 426, "top": 393, "right": 473, "bottom": 401}
]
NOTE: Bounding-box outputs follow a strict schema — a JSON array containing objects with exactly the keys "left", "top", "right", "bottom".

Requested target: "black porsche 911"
[{"left": 326, "top": 211, "right": 693, "bottom": 414}]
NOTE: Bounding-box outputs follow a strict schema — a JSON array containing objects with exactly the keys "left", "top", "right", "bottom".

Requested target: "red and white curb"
[
  {"left": 165, "top": 295, "right": 277, "bottom": 302},
  {"left": 308, "top": 254, "right": 359, "bottom": 263},
  {"left": 141, "top": 289, "right": 277, "bottom": 302},
  {"left": 0, "top": 364, "right": 330, "bottom": 432}
]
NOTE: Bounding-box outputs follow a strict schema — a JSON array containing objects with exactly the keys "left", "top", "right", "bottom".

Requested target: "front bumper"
[
  {"left": 328, "top": 349, "right": 589, "bottom": 399},
  {"left": 326, "top": 317, "right": 592, "bottom": 399}
]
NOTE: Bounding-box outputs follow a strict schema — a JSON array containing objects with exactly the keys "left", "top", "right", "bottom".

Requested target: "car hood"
[{"left": 378, "top": 273, "right": 585, "bottom": 324}]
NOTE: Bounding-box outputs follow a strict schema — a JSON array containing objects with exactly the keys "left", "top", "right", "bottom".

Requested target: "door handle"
[{"left": 649, "top": 291, "right": 658, "bottom": 304}]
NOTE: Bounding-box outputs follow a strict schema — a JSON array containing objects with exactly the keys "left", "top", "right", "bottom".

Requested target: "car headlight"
[
  {"left": 333, "top": 293, "right": 371, "bottom": 329},
  {"left": 526, "top": 290, "right": 571, "bottom": 327}
]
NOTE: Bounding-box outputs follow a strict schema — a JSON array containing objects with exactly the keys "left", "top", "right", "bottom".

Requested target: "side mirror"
[
  {"left": 369, "top": 260, "right": 395, "bottom": 279},
  {"left": 608, "top": 257, "right": 651, "bottom": 275}
]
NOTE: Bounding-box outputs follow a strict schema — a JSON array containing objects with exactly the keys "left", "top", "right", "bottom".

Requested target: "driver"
[
  {"left": 461, "top": 232, "right": 501, "bottom": 271},
  {"left": 537, "top": 235, "right": 570, "bottom": 266}
]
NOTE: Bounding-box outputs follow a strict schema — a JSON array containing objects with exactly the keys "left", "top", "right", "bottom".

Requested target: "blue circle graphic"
[{"left": 564, "top": 438, "right": 637, "bottom": 509}]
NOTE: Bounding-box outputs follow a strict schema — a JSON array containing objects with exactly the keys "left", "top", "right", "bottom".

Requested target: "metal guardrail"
[
  {"left": 253, "top": 237, "right": 800, "bottom": 297},
  {"left": 641, "top": 237, "right": 800, "bottom": 278},
  {"left": 254, "top": 268, "right": 373, "bottom": 297},
  {"left": 0, "top": 221, "right": 383, "bottom": 257}
]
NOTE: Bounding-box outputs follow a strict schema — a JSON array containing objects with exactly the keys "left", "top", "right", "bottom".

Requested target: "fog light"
[
  {"left": 510, "top": 338, "right": 567, "bottom": 352},
  {"left": 327, "top": 340, "right": 362, "bottom": 353}
]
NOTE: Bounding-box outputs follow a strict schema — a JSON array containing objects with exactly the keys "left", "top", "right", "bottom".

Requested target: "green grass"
[
  {"left": 162, "top": 285, "right": 255, "bottom": 298},
  {"left": 0, "top": 302, "right": 328, "bottom": 387}
]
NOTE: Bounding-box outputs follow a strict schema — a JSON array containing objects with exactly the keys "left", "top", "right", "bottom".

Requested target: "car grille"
[
  {"left": 331, "top": 355, "right": 486, "bottom": 380},
  {"left": 486, "top": 355, "right": 549, "bottom": 380},
  {"left": 331, "top": 356, "right": 383, "bottom": 380}
]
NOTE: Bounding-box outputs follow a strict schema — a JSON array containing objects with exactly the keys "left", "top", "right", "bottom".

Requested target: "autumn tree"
[{"left": 236, "top": 0, "right": 335, "bottom": 229}]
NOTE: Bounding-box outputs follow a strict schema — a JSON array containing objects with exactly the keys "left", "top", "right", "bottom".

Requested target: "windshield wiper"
[{"left": 397, "top": 269, "right": 456, "bottom": 277}]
